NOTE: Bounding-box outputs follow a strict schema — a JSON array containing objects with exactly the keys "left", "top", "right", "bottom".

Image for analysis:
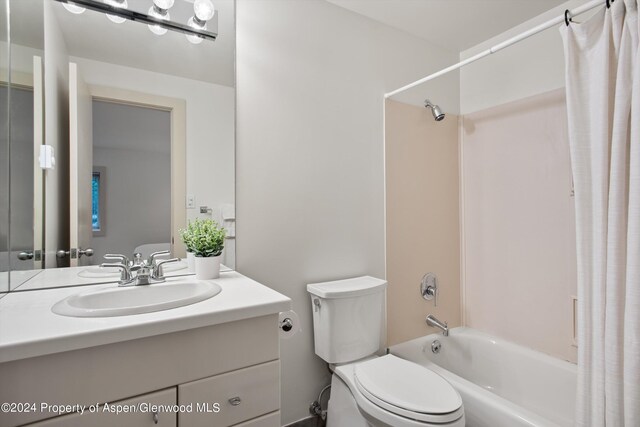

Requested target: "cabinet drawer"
[
  {"left": 25, "top": 388, "right": 177, "bottom": 427},
  {"left": 179, "top": 361, "right": 279, "bottom": 427},
  {"left": 232, "top": 411, "right": 280, "bottom": 427}
]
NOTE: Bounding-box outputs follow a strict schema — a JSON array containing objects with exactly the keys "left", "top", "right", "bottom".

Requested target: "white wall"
[
  {"left": 68, "top": 57, "right": 235, "bottom": 227},
  {"left": 91, "top": 101, "right": 171, "bottom": 263},
  {"left": 236, "top": 0, "right": 459, "bottom": 424},
  {"left": 460, "top": 0, "right": 592, "bottom": 114},
  {"left": 43, "top": 0, "right": 70, "bottom": 267},
  {"left": 0, "top": 42, "right": 43, "bottom": 78}
]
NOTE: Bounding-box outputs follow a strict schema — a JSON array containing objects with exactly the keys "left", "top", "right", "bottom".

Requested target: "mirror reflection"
[{"left": 2, "top": 0, "right": 235, "bottom": 292}]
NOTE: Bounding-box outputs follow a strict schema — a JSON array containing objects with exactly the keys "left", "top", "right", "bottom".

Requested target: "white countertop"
[{"left": 0, "top": 271, "right": 291, "bottom": 364}]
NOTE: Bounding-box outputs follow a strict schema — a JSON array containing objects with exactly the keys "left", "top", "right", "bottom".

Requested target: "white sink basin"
[{"left": 52, "top": 279, "right": 222, "bottom": 317}]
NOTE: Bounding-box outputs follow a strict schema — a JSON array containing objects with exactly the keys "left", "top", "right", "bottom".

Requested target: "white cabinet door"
[
  {"left": 179, "top": 361, "right": 280, "bottom": 427},
  {"left": 25, "top": 388, "right": 176, "bottom": 427}
]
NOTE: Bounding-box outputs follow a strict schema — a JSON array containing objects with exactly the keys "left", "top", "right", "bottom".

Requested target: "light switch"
[
  {"left": 186, "top": 194, "right": 196, "bottom": 209},
  {"left": 39, "top": 145, "right": 56, "bottom": 170}
]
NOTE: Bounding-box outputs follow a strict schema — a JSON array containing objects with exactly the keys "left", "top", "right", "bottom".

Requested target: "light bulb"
[
  {"left": 104, "top": 0, "right": 128, "bottom": 24},
  {"left": 153, "top": 0, "right": 174, "bottom": 9},
  {"left": 186, "top": 17, "right": 206, "bottom": 44},
  {"left": 148, "top": 6, "right": 168, "bottom": 36},
  {"left": 186, "top": 34, "right": 204, "bottom": 44},
  {"left": 62, "top": 3, "right": 86, "bottom": 14},
  {"left": 193, "top": 0, "right": 215, "bottom": 21}
]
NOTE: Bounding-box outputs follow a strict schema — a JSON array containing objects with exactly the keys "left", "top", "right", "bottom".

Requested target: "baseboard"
[{"left": 283, "top": 415, "right": 324, "bottom": 427}]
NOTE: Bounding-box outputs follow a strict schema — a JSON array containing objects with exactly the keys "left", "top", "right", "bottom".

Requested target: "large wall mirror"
[{"left": 1, "top": 0, "right": 235, "bottom": 293}]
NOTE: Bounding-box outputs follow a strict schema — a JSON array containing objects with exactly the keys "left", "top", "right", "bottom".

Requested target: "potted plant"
[
  {"left": 183, "top": 218, "right": 226, "bottom": 280},
  {"left": 179, "top": 226, "right": 197, "bottom": 273}
]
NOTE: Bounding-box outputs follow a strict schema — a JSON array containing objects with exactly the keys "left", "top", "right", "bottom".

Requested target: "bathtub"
[{"left": 390, "top": 327, "right": 577, "bottom": 427}]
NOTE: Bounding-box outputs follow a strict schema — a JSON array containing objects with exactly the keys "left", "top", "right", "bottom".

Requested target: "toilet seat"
[{"left": 353, "top": 355, "right": 464, "bottom": 424}]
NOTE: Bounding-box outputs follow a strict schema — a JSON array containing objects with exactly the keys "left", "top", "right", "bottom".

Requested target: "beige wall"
[
  {"left": 462, "top": 89, "right": 577, "bottom": 363},
  {"left": 385, "top": 100, "right": 461, "bottom": 346}
]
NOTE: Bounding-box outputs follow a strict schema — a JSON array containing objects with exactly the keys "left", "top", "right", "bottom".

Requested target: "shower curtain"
[{"left": 560, "top": 0, "right": 639, "bottom": 425}]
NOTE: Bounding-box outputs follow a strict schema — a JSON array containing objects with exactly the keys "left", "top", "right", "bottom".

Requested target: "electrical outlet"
[{"left": 186, "top": 194, "right": 196, "bottom": 209}]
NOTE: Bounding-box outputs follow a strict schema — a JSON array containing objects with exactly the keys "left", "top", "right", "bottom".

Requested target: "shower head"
[{"left": 424, "top": 99, "right": 445, "bottom": 121}]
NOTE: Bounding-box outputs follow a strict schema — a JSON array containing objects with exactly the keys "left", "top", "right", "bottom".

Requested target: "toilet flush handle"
[{"left": 313, "top": 298, "right": 321, "bottom": 312}]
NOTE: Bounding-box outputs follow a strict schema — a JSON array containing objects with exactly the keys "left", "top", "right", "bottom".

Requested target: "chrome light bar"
[{"left": 53, "top": 0, "right": 218, "bottom": 41}]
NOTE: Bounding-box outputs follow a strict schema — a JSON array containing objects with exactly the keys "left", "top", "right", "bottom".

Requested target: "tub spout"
[{"left": 426, "top": 314, "right": 448, "bottom": 336}]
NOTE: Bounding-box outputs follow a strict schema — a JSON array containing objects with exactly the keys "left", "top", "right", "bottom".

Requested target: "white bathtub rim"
[
  {"left": 406, "top": 356, "right": 563, "bottom": 427},
  {"left": 390, "top": 327, "right": 576, "bottom": 427},
  {"left": 435, "top": 327, "right": 577, "bottom": 369}
]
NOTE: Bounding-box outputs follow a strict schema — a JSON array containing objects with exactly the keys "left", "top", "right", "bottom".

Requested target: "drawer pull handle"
[
  {"left": 229, "top": 396, "right": 242, "bottom": 406},
  {"left": 153, "top": 410, "right": 159, "bottom": 424}
]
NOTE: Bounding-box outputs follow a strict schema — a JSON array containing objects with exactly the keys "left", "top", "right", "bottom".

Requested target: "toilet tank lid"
[{"left": 307, "top": 276, "right": 387, "bottom": 299}]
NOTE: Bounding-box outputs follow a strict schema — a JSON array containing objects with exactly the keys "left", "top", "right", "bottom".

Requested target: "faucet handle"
[
  {"left": 104, "top": 254, "right": 130, "bottom": 266},
  {"left": 152, "top": 258, "right": 180, "bottom": 281},
  {"left": 101, "top": 262, "right": 133, "bottom": 285},
  {"left": 420, "top": 273, "right": 438, "bottom": 307},
  {"left": 148, "top": 250, "right": 170, "bottom": 267}
]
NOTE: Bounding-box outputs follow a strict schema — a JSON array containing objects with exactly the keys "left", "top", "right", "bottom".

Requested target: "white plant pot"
[
  {"left": 186, "top": 252, "right": 196, "bottom": 273},
  {"left": 194, "top": 255, "right": 221, "bottom": 280}
]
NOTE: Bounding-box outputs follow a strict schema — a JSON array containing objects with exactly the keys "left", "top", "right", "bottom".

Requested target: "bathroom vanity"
[{"left": 0, "top": 271, "right": 290, "bottom": 427}]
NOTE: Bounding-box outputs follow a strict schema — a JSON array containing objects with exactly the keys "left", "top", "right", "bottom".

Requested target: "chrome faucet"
[
  {"left": 147, "top": 250, "right": 170, "bottom": 267},
  {"left": 426, "top": 314, "right": 449, "bottom": 337},
  {"left": 101, "top": 262, "right": 135, "bottom": 286},
  {"left": 104, "top": 253, "right": 131, "bottom": 266},
  {"left": 101, "top": 250, "right": 179, "bottom": 286},
  {"left": 151, "top": 258, "right": 180, "bottom": 282}
]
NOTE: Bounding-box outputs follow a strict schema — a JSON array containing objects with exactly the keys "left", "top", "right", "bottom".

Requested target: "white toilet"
[{"left": 307, "top": 276, "right": 464, "bottom": 427}]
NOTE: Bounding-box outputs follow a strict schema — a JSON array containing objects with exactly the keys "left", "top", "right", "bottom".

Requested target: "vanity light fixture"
[
  {"left": 147, "top": 0, "right": 173, "bottom": 36},
  {"left": 55, "top": 0, "right": 218, "bottom": 42},
  {"left": 62, "top": 3, "right": 86, "bottom": 14},
  {"left": 186, "top": 16, "right": 205, "bottom": 44},
  {"left": 194, "top": 0, "right": 215, "bottom": 21},
  {"left": 186, "top": 0, "right": 216, "bottom": 44},
  {"left": 104, "top": 0, "right": 128, "bottom": 24}
]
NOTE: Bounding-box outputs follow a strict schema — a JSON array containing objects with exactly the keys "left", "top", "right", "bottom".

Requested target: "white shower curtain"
[{"left": 560, "top": 0, "right": 639, "bottom": 425}]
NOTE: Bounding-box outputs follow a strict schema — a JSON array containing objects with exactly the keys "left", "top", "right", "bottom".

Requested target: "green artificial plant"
[{"left": 180, "top": 218, "right": 226, "bottom": 257}]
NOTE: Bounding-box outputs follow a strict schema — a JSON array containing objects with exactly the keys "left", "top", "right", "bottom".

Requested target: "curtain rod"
[{"left": 384, "top": 0, "right": 604, "bottom": 99}]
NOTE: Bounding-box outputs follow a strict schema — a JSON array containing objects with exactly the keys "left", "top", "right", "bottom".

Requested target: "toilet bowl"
[{"left": 307, "top": 276, "right": 464, "bottom": 427}]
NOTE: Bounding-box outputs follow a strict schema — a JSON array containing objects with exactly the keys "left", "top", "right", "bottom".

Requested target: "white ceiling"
[
  {"left": 326, "top": 0, "right": 565, "bottom": 52},
  {"left": 52, "top": 0, "right": 235, "bottom": 87}
]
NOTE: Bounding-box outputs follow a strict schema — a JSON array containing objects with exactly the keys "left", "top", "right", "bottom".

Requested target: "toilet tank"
[{"left": 307, "top": 276, "right": 387, "bottom": 364}]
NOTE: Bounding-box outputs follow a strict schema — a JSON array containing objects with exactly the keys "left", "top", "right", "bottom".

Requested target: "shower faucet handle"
[{"left": 420, "top": 273, "right": 438, "bottom": 307}]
